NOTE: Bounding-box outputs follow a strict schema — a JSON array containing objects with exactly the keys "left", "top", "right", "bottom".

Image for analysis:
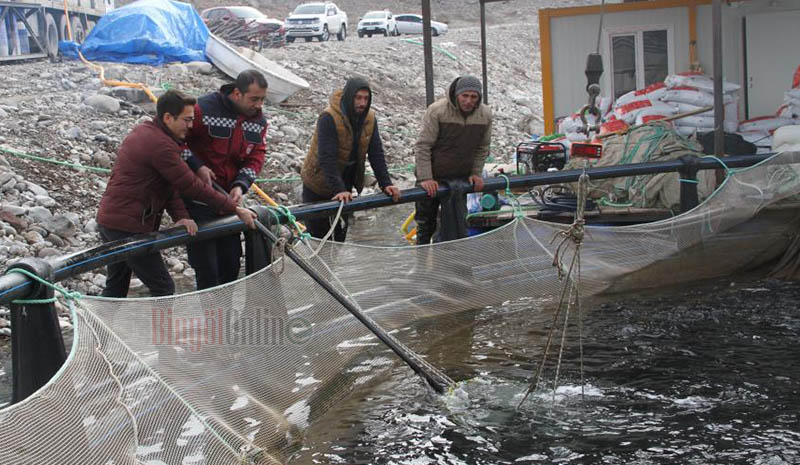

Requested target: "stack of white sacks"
[
  {"left": 738, "top": 84, "right": 800, "bottom": 152},
  {"left": 661, "top": 74, "right": 740, "bottom": 136},
  {"left": 606, "top": 73, "right": 741, "bottom": 138},
  {"left": 552, "top": 71, "right": 800, "bottom": 155}
]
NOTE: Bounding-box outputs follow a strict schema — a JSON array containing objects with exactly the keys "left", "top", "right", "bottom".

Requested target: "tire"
[
  {"left": 337, "top": 24, "right": 346, "bottom": 41},
  {"left": 58, "top": 14, "right": 69, "bottom": 41},
  {"left": 286, "top": 36, "right": 295, "bottom": 43},
  {"left": 70, "top": 16, "right": 86, "bottom": 43},
  {"left": 431, "top": 27, "right": 439, "bottom": 37},
  {"left": 319, "top": 25, "right": 329, "bottom": 41},
  {"left": 358, "top": 31, "right": 364, "bottom": 38},
  {"left": 367, "top": 33, "right": 372, "bottom": 38},
  {"left": 44, "top": 13, "right": 59, "bottom": 56},
  {"left": 304, "top": 37, "right": 312, "bottom": 42}
]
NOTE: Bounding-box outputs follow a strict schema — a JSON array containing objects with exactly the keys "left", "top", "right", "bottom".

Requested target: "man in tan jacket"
[{"left": 414, "top": 75, "right": 492, "bottom": 244}]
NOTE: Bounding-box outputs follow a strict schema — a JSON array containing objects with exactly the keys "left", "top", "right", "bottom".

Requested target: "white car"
[
  {"left": 357, "top": 10, "right": 398, "bottom": 38},
  {"left": 285, "top": 2, "right": 348, "bottom": 42},
  {"left": 394, "top": 14, "right": 448, "bottom": 36}
]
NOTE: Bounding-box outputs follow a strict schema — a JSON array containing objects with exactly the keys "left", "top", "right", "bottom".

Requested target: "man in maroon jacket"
[
  {"left": 96, "top": 90, "right": 257, "bottom": 298},
  {"left": 182, "top": 69, "right": 269, "bottom": 290}
]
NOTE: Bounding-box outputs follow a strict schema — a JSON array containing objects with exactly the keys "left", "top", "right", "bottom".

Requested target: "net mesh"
[{"left": 2, "top": 152, "right": 800, "bottom": 464}]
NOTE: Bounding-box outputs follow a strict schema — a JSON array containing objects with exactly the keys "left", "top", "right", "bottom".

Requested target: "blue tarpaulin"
[{"left": 59, "top": 0, "right": 209, "bottom": 65}]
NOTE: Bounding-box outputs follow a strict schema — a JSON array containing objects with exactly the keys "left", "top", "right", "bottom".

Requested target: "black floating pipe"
[
  {"left": 286, "top": 153, "right": 780, "bottom": 221},
  {"left": 8, "top": 258, "right": 67, "bottom": 403},
  {"left": 679, "top": 155, "right": 701, "bottom": 213},
  {"left": 0, "top": 215, "right": 248, "bottom": 306},
  {"left": 253, "top": 220, "right": 454, "bottom": 394},
  {"left": 0, "top": 152, "right": 794, "bottom": 306}
]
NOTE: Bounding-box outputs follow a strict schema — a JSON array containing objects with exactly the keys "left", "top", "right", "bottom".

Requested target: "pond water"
[{"left": 291, "top": 277, "right": 800, "bottom": 465}]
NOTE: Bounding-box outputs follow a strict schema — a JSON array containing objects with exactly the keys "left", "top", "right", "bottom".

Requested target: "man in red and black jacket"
[
  {"left": 183, "top": 70, "right": 268, "bottom": 290},
  {"left": 96, "top": 90, "right": 257, "bottom": 297}
]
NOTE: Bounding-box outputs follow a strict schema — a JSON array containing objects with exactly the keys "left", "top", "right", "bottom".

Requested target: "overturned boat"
[{"left": 205, "top": 33, "right": 309, "bottom": 104}]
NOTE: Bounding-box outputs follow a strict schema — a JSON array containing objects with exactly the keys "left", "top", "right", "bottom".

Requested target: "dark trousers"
[
  {"left": 98, "top": 225, "right": 175, "bottom": 297},
  {"left": 186, "top": 234, "right": 242, "bottom": 290},
  {"left": 302, "top": 185, "right": 349, "bottom": 242},
  {"left": 415, "top": 196, "right": 441, "bottom": 245},
  {"left": 185, "top": 201, "right": 243, "bottom": 290},
  {"left": 415, "top": 179, "right": 469, "bottom": 245}
]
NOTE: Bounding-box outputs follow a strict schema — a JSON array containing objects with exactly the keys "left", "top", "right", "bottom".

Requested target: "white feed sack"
[
  {"left": 664, "top": 74, "right": 741, "bottom": 94},
  {"left": 772, "top": 125, "right": 800, "bottom": 152},
  {"left": 738, "top": 116, "right": 796, "bottom": 133},
  {"left": 613, "top": 100, "right": 676, "bottom": 124}
]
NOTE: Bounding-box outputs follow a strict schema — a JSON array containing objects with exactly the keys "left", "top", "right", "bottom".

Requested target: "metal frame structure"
[
  {"left": 0, "top": 2, "right": 50, "bottom": 61},
  {"left": 420, "top": 0, "right": 504, "bottom": 106}
]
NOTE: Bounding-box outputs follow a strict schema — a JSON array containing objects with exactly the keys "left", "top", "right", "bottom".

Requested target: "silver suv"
[
  {"left": 285, "top": 2, "right": 348, "bottom": 42},
  {"left": 357, "top": 10, "right": 398, "bottom": 38}
]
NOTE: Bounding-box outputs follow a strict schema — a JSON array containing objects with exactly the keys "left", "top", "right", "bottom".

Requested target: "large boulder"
[
  {"left": 25, "top": 181, "right": 49, "bottom": 197},
  {"left": 41, "top": 214, "right": 78, "bottom": 238},
  {"left": 26, "top": 206, "right": 53, "bottom": 223},
  {"left": 110, "top": 86, "right": 149, "bottom": 104},
  {"left": 186, "top": 61, "right": 214, "bottom": 74},
  {"left": 84, "top": 94, "right": 121, "bottom": 114}
]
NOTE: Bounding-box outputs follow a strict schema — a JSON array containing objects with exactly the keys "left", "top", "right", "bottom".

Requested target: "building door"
[{"left": 745, "top": 9, "right": 800, "bottom": 118}]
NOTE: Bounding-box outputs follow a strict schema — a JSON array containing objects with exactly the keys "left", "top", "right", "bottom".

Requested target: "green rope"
[
  {"left": 601, "top": 125, "right": 670, "bottom": 208},
  {"left": 466, "top": 204, "right": 542, "bottom": 219},
  {"left": 255, "top": 175, "right": 302, "bottom": 183},
  {"left": 6, "top": 268, "right": 82, "bottom": 304},
  {"left": 702, "top": 155, "right": 737, "bottom": 177},
  {"left": 0, "top": 147, "right": 112, "bottom": 174},
  {"left": 268, "top": 205, "right": 310, "bottom": 240},
  {"left": 539, "top": 133, "right": 565, "bottom": 142},
  {"left": 497, "top": 174, "right": 524, "bottom": 218},
  {"left": 401, "top": 38, "right": 459, "bottom": 61},
  {"left": 269, "top": 107, "right": 317, "bottom": 120},
  {"left": 598, "top": 198, "right": 634, "bottom": 208},
  {"left": 0, "top": 145, "right": 415, "bottom": 185},
  {"left": 254, "top": 164, "right": 416, "bottom": 184}
]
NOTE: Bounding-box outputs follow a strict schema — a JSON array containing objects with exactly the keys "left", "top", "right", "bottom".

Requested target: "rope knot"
[{"left": 272, "top": 236, "right": 287, "bottom": 275}]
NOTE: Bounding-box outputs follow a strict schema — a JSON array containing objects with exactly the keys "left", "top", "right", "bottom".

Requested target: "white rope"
[
  {"left": 299, "top": 200, "right": 346, "bottom": 260},
  {"left": 74, "top": 301, "right": 251, "bottom": 459},
  {"left": 518, "top": 172, "right": 589, "bottom": 408},
  {"left": 75, "top": 299, "right": 146, "bottom": 465}
]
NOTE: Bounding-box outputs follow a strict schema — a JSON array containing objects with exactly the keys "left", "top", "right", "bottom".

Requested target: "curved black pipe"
[{"left": 253, "top": 220, "right": 454, "bottom": 394}]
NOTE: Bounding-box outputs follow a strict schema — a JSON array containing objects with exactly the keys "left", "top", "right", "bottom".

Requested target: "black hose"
[{"left": 253, "top": 220, "right": 454, "bottom": 394}]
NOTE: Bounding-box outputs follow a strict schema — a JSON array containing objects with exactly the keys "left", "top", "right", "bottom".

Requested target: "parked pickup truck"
[{"left": 285, "top": 2, "right": 347, "bottom": 43}]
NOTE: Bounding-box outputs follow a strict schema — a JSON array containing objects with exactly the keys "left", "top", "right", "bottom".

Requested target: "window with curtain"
[{"left": 610, "top": 28, "right": 672, "bottom": 99}]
